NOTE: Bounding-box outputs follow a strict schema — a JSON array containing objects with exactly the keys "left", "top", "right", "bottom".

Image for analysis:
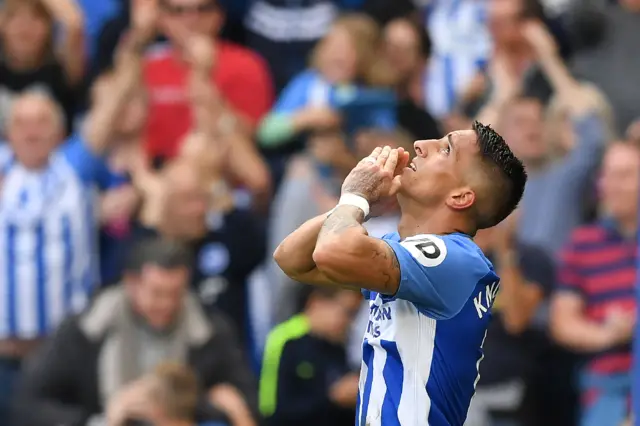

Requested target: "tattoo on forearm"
[{"left": 318, "top": 206, "right": 366, "bottom": 242}]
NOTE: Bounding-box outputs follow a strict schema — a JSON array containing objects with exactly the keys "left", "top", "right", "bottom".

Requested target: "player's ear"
[{"left": 446, "top": 187, "right": 475, "bottom": 211}]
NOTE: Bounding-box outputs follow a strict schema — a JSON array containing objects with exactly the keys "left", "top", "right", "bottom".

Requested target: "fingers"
[
  {"left": 368, "top": 147, "right": 382, "bottom": 160},
  {"left": 394, "top": 148, "right": 410, "bottom": 176},
  {"left": 383, "top": 148, "right": 399, "bottom": 174},
  {"left": 376, "top": 146, "right": 391, "bottom": 167}
]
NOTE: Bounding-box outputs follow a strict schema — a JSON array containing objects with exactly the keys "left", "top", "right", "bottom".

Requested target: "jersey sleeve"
[
  {"left": 60, "top": 134, "right": 106, "bottom": 184},
  {"left": 384, "top": 234, "right": 492, "bottom": 320},
  {"left": 271, "top": 71, "right": 314, "bottom": 114}
]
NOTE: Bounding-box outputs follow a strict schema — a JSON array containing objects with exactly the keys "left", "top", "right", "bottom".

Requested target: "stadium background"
[{"left": 0, "top": 0, "right": 638, "bottom": 425}]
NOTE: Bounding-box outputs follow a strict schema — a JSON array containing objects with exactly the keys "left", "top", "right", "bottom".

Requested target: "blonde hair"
[
  {"left": 310, "top": 14, "right": 397, "bottom": 87},
  {"left": 147, "top": 362, "right": 200, "bottom": 421}
]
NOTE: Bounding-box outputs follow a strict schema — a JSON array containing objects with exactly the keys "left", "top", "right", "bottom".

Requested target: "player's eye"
[{"left": 440, "top": 145, "right": 451, "bottom": 155}]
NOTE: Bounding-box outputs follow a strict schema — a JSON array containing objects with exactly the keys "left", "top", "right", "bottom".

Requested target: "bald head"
[
  {"left": 159, "top": 159, "right": 210, "bottom": 240},
  {"left": 8, "top": 91, "right": 64, "bottom": 133},
  {"left": 7, "top": 91, "right": 65, "bottom": 169}
]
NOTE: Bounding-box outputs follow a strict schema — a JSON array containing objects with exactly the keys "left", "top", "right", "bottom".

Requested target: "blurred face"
[
  {"left": 620, "top": 0, "right": 640, "bottom": 11},
  {"left": 317, "top": 26, "right": 359, "bottom": 84},
  {"left": 162, "top": 166, "right": 210, "bottom": 240},
  {"left": 383, "top": 20, "right": 422, "bottom": 79},
  {"left": 312, "top": 292, "right": 361, "bottom": 342},
  {"left": 129, "top": 265, "right": 189, "bottom": 329},
  {"left": 488, "top": 0, "right": 524, "bottom": 47},
  {"left": 160, "top": 0, "right": 222, "bottom": 45},
  {"left": 599, "top": 144, "right": 640, "bottom": 222},
  {"left": 398, "top": 130, "right": 479, "bottom": 213},
  {"left": 7, "top": 95, "right": 62, "bottom": 168},
  {"left": 1, "top": 5, "right": 51, "bottom": 65},
  {"left": 500, "top": 99, "right": 545, "bottom": 163}
]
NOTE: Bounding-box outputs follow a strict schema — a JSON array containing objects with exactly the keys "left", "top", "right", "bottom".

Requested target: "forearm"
[
  {"left": 274, "top": 214, "right": 329, "bottom": 279},
  {"left": 538, "top": 53, "right": 592, "bottom": 117},
  {"left": 84, "top": 34, "right": 144, "bottom": 153},
  {"left": 258, "top": 113, "right": 297, "bottom": 148},
  {"left": 40, "top": 0, "right": 84, "bottom": 84},
  {"left": 496, "top": 259, "right": 543, "bottom": 334},
  {"left": 551, "top": 315, "right": 612, "bottom": 352}
]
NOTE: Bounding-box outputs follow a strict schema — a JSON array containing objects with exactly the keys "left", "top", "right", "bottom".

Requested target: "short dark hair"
[
  {"left": 472, "top": 121, "right": 527, "bottom": 229},
  {"left": 125, "top": 237, "right": 194, "bottom": 274}
]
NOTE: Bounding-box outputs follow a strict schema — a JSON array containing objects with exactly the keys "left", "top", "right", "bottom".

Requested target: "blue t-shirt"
[{"left": 357, "top": 232, "right": 499, "bottom": 426}]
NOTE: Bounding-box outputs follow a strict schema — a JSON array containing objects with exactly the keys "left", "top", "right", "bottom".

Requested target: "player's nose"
[{"left": 413, "top": 139, "right": 438, "bottom": 157}]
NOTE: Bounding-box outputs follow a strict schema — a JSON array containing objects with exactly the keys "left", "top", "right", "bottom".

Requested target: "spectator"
[
  {"left": 105, "top": 362, "right": 203, "bottom": 426},
  {"left": 131, "top": 159, "right": 266, "bottom": 345},
  {"left": 459, "top": 0, "right": 551, "bottom": 120},
  {"left": 258, "top": 13, "right": 398, "bottom": 193},
  {"left": 570, "top": 0, "right": 640, "bottom": 134},
  {"left": 13, "top": 237, "right": 258, "bottom": 426},
  {"left": 259, "top": 287, "right": 361, "bottom": 426},
  {"left": 480, "top": 21, "right": 609, "bottom": 255},
  {"left": 381, "top": 16, "right": 442, "bottom": 141},
  {"left": 0, "top": 18, "right": 142, "bottom": 418},
  {"left": 550, "top": 140, "right": 639, "bottom": 426},
  {"left": 466, "top": 216, "right": 555, "bottom": 426},
  {"left": 245, "top": 0, "right": 366, "bottom": 94},
  {"left": 423, "top": 0, "right": 491, "bottom": 119},
  {"left": 0, "top": 0, "right": 85, "bottom": 136},
  {"left": 144, "top": 0, "right": 272, "bottom": 204}
]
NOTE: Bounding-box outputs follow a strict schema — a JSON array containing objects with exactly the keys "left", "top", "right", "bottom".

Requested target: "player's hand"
[
  {"left": 341, "top": 146, "right": 410, "bottom": 204},
  {"left": 602, "top": 308, "right": 636, "bottom": 347}
]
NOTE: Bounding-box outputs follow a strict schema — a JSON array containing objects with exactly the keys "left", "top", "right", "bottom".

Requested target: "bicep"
[{"left": 312, "top": 235, "right": 401, "bottom": 294}]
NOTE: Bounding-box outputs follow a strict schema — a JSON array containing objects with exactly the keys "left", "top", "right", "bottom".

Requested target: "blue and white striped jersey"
[
  {"left": 423, "top": 0, "right": 490, "bottom": 118},
  {"left": 357, "top": 232, "right": 499, "bottom": 426},
  {"left": 0, "top": 136, "right": 103, "bottom": 339}
]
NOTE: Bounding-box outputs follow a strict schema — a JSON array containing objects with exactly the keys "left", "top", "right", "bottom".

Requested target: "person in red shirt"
[{"left": 144, "top": 0, "right": 273, "bottom": 203}]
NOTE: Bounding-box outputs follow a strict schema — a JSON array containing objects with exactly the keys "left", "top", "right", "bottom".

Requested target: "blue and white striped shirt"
[
  {"left": 0, "top": 136, "right": 102, "bottom": 339},
  {"left": 424, "top": 0, "right": 490, "bottom": 118},
  {"left": 357, "top": 232, "right": 499, "bottom": 426}
]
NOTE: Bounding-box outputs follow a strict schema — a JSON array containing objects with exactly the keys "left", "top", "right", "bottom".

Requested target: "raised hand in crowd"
[
  {"left": 38, "top": 0, "right": 85, "bottom": 85},
  {"left": 475, "top": 53, "right": 521, "bottom": 128},
  {"left": 83, "top": 0, "right": 158, "bottom": 155},
  {"left": 522, "top": 20, "right": 600, "bottom": 119}
]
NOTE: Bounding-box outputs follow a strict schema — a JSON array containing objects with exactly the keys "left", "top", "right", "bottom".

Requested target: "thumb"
[{"left": 389, "top": 175, "right": 402, "bottom": 196}]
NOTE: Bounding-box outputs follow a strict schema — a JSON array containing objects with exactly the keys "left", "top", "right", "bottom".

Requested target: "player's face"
[
  {"left": 129, "top": 265, "right": 189, "bottom": 330},
  {"left": 599, "top": 144, "right": 640, "bottom": 221},
  {"left": 398, "top": 130, "right": 479, "bottom": 211}
]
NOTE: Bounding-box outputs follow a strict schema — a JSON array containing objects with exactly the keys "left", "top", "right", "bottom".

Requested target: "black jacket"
[{"left": 12, "top": 290, "right": 259, "bottom": 426}]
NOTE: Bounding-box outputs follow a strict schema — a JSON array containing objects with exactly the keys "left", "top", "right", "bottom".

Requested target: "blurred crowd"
[{"left": 0, "top": 0, "right": 638, "bottom": 425}]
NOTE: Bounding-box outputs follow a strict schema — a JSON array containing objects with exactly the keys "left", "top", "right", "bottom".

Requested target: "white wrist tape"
[{"left": 336, "top": 193, "right": 370, "bottom": 217}]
